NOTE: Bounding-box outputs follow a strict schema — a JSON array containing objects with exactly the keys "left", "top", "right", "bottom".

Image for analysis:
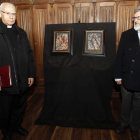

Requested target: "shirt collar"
[{"left": 7, "top": 25, "right": 12, "bottom": 28}]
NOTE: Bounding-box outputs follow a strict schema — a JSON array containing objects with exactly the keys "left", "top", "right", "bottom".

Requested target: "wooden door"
[
  {"left": 96, "top": 2, "right": 116, "bottom": 22},
  {"left": 74, "top": 3, "right": 93, "bottom": 23},
  {"left": 116, "top": 1, "right": 138, "bottom": 51},
  {"left": 33, "top": 4, "right": 48, "bottom": 83},
  {"left": 53, "top": 4, "right": 72, "bottom": 24},
  {"left": 16, "top": 5, "right": 34, "bottom": 52}
]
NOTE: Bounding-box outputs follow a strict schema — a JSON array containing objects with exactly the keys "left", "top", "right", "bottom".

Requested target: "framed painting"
[
  {"left": 83, "top": 28, "right": 105, "bottom": 56},
  {"left": 52, "top": 28, "right": 73, "bottom": 55}
]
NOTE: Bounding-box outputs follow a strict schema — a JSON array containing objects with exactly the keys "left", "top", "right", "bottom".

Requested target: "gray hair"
[
  {"left": 0, "top": 2, "right": 16, "bottom": 11},
  {"left": 134, "top": 6, "right": 140, "bottom": 13}
]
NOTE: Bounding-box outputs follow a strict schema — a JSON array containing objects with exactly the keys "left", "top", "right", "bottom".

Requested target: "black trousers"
[
  {"left": 120, "top": 85, "right": 140, "bottom": 131},
  {"left": 0, "top": 91, "right": 26, "bottom": 136}
]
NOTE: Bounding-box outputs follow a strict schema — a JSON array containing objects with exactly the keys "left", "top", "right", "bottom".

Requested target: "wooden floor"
[{"left": 0, "top": 91, "right": 136, "bottom": 140}]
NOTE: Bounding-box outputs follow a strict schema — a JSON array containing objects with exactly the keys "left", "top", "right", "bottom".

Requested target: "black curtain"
[{"left": 35, "top": 23, "right": 118, "bottom": 129}]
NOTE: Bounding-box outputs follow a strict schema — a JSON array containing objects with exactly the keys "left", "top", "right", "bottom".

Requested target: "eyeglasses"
[
  {"left": 1, "top": 10, "right": 17, "bottom": 16},
  {"left": 132, "top": 16, "right": 140, "bottom": 20}
]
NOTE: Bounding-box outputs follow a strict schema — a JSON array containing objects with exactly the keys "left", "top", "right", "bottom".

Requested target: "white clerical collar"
[{"left": 7, "top": 26, "right": 12, "bottom": 28}]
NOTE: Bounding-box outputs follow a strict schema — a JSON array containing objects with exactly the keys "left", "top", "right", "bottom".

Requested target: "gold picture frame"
[
  {"left": 52, "top": 28, "right": 73, "bottom": 55},
  {"left": 83, "top": 29, "right": 105, "bottom": 56}
]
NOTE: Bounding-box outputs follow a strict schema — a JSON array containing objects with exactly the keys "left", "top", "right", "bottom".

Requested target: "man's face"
[
  {"left": 0, "top": 4, "right": 16, "bottom": 26},
  {"left": 134, "top": 11, "right": 140, "bottom": 31}
]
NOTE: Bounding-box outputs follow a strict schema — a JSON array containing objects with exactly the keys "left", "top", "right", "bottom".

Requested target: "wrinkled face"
[
  {"left": 0, "top": 4, "right": 16, "bottom": 26},
  {"left": 134, "top": 11, "right": 140, "bottom": 31}
]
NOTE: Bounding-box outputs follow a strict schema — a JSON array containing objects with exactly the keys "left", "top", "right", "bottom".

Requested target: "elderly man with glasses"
[
  {"left": 0, "top": 2, "right": 36, "bottom": 140},
  {"left": 114, "top": 6, "right": 140, "bottom": 140}
]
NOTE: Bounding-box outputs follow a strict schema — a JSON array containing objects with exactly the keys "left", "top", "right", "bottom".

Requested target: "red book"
[{"left": 0, "top": 65, "right": 12, "bottom": 88}]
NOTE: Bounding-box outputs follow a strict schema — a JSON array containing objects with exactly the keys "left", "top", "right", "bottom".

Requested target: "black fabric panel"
[{"left": 35, "top": 23, "right": 118, "bottom": 129}]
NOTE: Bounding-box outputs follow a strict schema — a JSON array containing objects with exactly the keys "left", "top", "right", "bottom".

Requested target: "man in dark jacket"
[
  {"left": 114, "top": 6, "right": 140, "bottom": 140},
  {"left": 0, "top": 2, "right": 36, "bottom": 140}
]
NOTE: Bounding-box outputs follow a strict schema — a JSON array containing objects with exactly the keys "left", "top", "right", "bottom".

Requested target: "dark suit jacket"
[{"left": 114, "top": 28, "right": 140, "bottom": 91}]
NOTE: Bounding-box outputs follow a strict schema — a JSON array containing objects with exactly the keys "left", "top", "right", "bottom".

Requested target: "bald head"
[{"left": 0, "top": 2, "right": 16, "bottom": 11}]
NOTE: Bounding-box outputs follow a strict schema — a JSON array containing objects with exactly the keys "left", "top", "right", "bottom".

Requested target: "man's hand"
[
  {"left": 116, "top": 80, "right": 122, "bottom": 85},
  {"left": 0, "top": 86, "right": 1, "bottom": 91},
  {"left": 28, "top": 78, "right": 34, "bottom": 87}
]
